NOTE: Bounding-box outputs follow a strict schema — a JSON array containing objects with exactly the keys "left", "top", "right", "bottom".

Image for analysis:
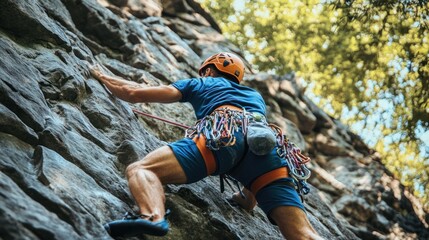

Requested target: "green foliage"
[{"left": 197, "top": 0, "right": 429, "bottom": 209}]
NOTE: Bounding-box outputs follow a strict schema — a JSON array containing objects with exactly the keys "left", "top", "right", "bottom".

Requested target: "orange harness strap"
[
  {"left": 191, "top": 105, "right": 243, "bottom": 176},
  {"left": 192, "top": 136, "right": 217, "bottom": 175},
  {"left": 250, "top": 167, "right": 289, "bottom": 195}
]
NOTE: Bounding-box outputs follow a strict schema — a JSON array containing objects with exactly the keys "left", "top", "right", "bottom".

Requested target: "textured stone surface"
[{"left": 0, "top": 0, "right": 427, "bottom": 239}]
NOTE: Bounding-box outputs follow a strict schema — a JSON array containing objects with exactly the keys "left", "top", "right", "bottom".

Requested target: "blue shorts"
[
  {"left": 168, "top": 131, "right": 304, "bottom": 219},
  {"left": 169, "top": 131, "right": 247, "bottom": 183},
  {"left": 255, "top": 179, "right": 305, "bottom": 221}
]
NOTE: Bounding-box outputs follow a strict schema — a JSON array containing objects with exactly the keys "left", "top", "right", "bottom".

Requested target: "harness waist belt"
[
  {"left": 250, "top": 167, "right": 289, "bottom": 195},
  {"left": 215, "top": 105, "right": 243, "bottom": 112}
]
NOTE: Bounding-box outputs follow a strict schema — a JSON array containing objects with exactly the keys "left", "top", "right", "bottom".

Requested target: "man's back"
[{"left": 172, "top": 77, "right": 266, "bottom": 119}]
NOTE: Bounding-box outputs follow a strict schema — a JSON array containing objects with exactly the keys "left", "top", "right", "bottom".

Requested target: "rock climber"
[{"left": 90, "top": 52, "right": 323, "bottom": 240}]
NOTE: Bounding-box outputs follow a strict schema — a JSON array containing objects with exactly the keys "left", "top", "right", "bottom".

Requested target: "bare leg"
[
  {"left": 126, "top": 146, "right": 187, "bottom": 221},
  {"left": 270, "top": 206, "right": 324, "bottom": 240}
]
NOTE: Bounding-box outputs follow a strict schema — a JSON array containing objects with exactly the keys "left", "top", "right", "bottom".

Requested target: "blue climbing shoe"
[{"left": 104, "top": 211, "right": 170, "bottom": 238}]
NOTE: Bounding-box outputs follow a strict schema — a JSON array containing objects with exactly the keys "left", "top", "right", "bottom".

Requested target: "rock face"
[{"left": 0, "top": 0, "right": 427, "bottom": 239}]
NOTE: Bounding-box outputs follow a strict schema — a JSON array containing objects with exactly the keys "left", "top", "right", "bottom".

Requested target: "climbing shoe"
[{"left": 104, "top": 210, "right": 170, "bottom": 238}]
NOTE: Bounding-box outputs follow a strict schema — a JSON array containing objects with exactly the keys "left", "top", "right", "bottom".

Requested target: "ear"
[
  {"left": 205, "top": 67, "right": 219, "bottom": 77},
  {"left": 205, "top": 67, "right": 212, "bottom": 76},
  {"left": 202, "top": 67, "right": 211, "bottom": 77}
]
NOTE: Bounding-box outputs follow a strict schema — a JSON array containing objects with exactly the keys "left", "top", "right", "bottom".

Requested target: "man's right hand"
[
  {"left": 88, "top": 64, "right": 104, "bottom": 81},
  {"left": 229, "top": 189, "right": 257, "bottom": 211}
]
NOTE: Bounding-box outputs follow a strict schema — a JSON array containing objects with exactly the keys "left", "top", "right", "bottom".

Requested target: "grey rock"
[
  {"left": 0, "top": 104, "right": 38, "bottom": 145},
  {"left": 0, "top": 0, "right": 427, "bottom": 239},
  {"left": 275, "top": 91, "right": 317, "bottom": 133},
  {"left": 335, "top": 195, "right": 374, "bottom": 222}
]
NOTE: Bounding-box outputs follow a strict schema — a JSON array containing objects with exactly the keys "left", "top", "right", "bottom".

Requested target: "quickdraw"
[
  {"left": 270, "top": 124, "right": 311, "bottom": 195},
  {"left": 137, "top": 106, "right": 312, "bottom": 196},
  {"left": 186, "top": 107, "right": 311, "bottom": 195},
  {"left": 185, "top": 107, "right": 251, "bottom": 150}
]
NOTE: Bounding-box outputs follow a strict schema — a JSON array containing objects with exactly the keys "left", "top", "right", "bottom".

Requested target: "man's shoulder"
[{"left": 172, "top": 77, "right": 202, "bottom": 87}]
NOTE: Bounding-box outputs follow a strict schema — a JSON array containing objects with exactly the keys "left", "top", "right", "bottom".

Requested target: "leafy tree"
[{"left": 197, "top": 0, "right": 429, "bottom": 208}]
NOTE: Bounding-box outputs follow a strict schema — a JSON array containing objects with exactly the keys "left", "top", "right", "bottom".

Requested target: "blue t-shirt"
[{"left": 172, "top": 77, "right": 266, "bottom": 119}]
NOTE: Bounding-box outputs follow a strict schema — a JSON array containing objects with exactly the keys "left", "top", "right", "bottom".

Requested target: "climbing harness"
[
  {"left": 133, "top": 106, "right": 312, "bottom": 196},
  {"left": 186, "top": 106, "right": 312, "bottom": 196},
  {"left": 185, "top": 106, "right": 249, "bottom": 150}
]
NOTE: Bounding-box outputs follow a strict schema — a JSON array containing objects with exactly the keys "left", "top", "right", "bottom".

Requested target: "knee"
[{"left": 125, "top": 161, "right": 144, "bottom": 180}]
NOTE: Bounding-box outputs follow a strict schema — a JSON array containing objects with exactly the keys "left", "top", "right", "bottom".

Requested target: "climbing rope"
[{"left": 132, "top": 109, "right": 190, "bottom": 129}]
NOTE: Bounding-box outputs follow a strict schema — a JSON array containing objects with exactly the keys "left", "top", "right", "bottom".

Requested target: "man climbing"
[{"left": 90, "top": 52, "right": 323, "bottom": 240}]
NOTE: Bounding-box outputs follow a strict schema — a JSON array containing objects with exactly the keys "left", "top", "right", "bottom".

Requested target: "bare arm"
[{"left": 90, "top": 68, "right": 182, "bottom": 103}]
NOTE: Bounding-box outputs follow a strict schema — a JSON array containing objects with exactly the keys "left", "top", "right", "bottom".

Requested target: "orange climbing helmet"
[{"left": 199, "top": 52, "right": 245, "bottom": 83}]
